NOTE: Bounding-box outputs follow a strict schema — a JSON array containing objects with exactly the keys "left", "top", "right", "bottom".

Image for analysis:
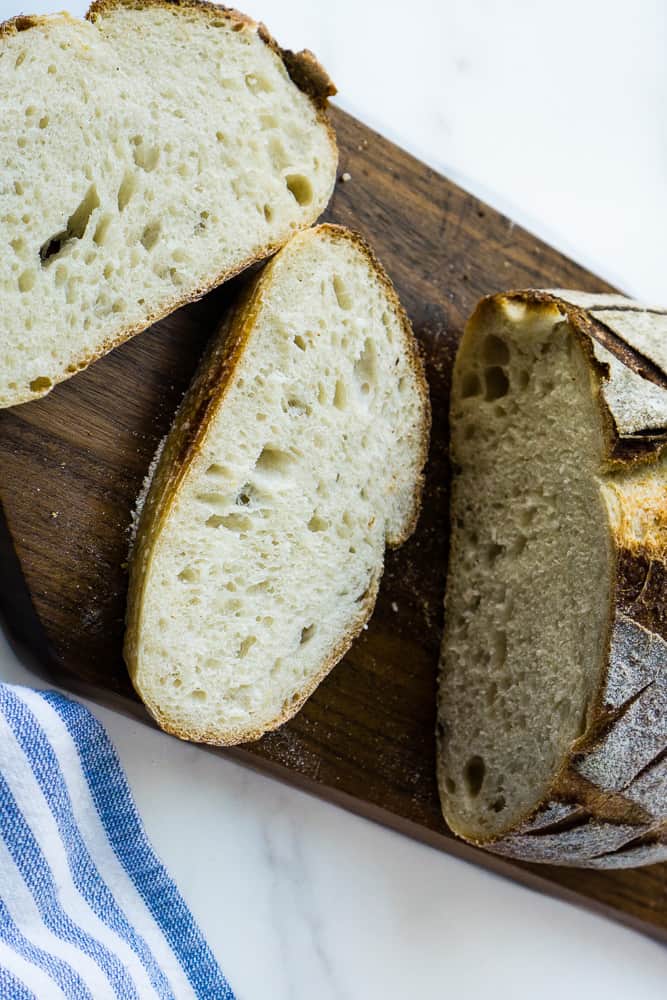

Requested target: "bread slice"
[
  {"left": 125, "top": 224, "right": 430, "bottom": 745},
  {"left": 439, "top": 290, "right": 667, "bottom": 868},
  {"left": 0, "top": 0, "right": 337, "bottom": 408}
]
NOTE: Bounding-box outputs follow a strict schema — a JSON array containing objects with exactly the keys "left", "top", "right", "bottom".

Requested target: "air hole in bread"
[
  {"left": 205, "top": 463, "right": 231, "bottom": 480},
  {"left": 285, "top": 396, "right": 308, "bottom": 415},
  {"left": 354, "top": 338, "right": 377, "bottom": 395},
  {"left": 206, "top": 512, "right": 252, "bottom": 531},
  {"left": 191, "top": 689, "right": 207, "bottom": 701},
  {"left": 245, "top": 72, "right": 272, "bottom": 94},
  {"left": 271, "top": 657, "right": 282, "bottom": 677},
  {"left": 293, "top": 334, "right": 307, "bottom": 351},
  {"left": 40, "top": 184, "right": 100, "bottom": 263},
  {"left": 484, "top": 366, "right": 509, "bottom": 401},
  {"left": 300, "top": 624, "right": 315, "bottom": 645},
  {"left": 463, "top": 755, "right": 485, "bottom": 798},
  {"left": 238, "top": 636, "right": 256, "bottom": 658},
  {"left": 483, "top": 542, "right": 503, "bottom": 565},
  {"left": 445, "top": 777, "right": 456, "bottom": 794},
  {"left": 197, "top": 491, "right": 227, "bottom": 509},
  {"left": 332, "top": 274, "right": 352, "bottom": 310},
  {"left": 491, "top": 630, "right": 507, "bottom": 667},
  {"left": 381, "top": 310, "right": 394, "bottom": 343},
  {"left": 39, "top": 116, "right": 49, "bottom": 129},
  {"left": 263, "top": 204, "right": 274, "bottom": 222},
  {"left": 117, "top": 170, "right": 137, "bottom": 211},
  {"left": 333, "top": 379, "right": 347, "bottom": 410},
  {"left": 483, "top": 333, "right": 510, "bottom": 365},
  {"left": 308, "top": 513, "right": 328, "bottom": 532},
  {"left": 28, "top": 375, "right": 51, "bottom": 393},
  {"left": 93, "top": 213, "right": 113, "bottom": 246},
  {"left": 15, "top": 51, "right": 26, "bottom": 68},
  {"left": 140, "top": 221, "right": 161, "bottom": 252},
  {"left": 18, "top": 269, "right": 35, "bottom": 293},
  {"left": 255, "top": 445, "right": 295, "bottom": 478},
  {"left": 132, "top": 138, "right": 159, "bottom": 172},
  {"left": 178, "top": 565, "right": 199, "bottom": 583},
  {"left": 285, "top": 173, "right": 313, "bottom": 206}
]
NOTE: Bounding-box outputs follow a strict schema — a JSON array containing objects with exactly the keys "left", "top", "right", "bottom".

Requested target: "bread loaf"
[
  {"left": 125, "top": 224, "right": 430, "bottom": 745},
  {"left": 439, "top": 290, "right": 667, "bottom": 868},
  {"left": 0, "top": 0, "right": 337, "bottom": 408}
]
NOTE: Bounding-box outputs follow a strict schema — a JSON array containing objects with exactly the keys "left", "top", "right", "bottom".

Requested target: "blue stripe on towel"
[
  {"left": 0, "top": 771, "right": 137, "bottom": 999},
  {"left": 0, "top": 964, "right": 37, "bottom": 1000},
  {"left": 45, "top": 692, "right": 235, "bottom": 1000},
  {"left": 0, "top": 687, "right": 174, "bottom": 1000},
  {"left": 0, "top": 887, "right": 92, "bottom": 999}
]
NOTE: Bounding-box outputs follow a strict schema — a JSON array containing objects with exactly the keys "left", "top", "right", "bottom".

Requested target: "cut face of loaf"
[
  {"left": 0, "top": 0, "right": 337, "bottom": 408},
  {"left": 125, "top": 224, "right": 430, "bottom": 745},
  {"left": 439, "top": 290, "right": 667, "bottom": 868}
]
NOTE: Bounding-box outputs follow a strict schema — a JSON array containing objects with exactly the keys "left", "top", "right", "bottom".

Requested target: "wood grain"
[{"left": 1, "top": 107, "right": 665, "bottom": 940}]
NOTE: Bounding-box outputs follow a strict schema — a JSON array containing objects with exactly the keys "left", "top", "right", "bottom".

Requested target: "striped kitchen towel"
[{"left": 0, "top": 682, "right": 235, "bottom": 1000}]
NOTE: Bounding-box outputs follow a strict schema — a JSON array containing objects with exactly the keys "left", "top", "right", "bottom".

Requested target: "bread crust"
[
  {"left": 125, "top": 224, "right": 431, "bottom": 746},
  {"left": 0, "top": 0, "right": 337, "bottom": 407},
  {"left": 440, "top": 290, "right": 667, "bottom": 867}
]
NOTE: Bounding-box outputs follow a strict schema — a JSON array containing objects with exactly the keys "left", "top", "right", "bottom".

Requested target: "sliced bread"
[
  {"left": 439, "top": 290, "right": 667, "bottom": 868},
  {"left": 0, "top": 0, "right": 337, "bottom": 408},
  {"left": 125, "top": 224, "right": 430, "bottom": 745}
]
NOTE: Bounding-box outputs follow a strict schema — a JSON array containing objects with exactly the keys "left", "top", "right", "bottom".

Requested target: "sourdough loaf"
[
  {"left": 439, "top": 290, "right": 667, "bottom": 868},
  {"left": 125, "top": 224, "right": 430, "bottom": 745},
  {"left": 0, "top": 0, "right": 337, "bottom": 408}
]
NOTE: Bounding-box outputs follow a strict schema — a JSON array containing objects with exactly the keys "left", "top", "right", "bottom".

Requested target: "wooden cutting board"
[{"left": 2, "top": 107, "right": 665, "bottom": 942}]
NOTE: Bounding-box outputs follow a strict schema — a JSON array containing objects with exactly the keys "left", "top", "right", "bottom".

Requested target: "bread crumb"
[
  {"left": 341, "top": 172, "right": 351, "bottom": 183},
  {"left": 391, "top": 601, "right": 398, "bottom": 613},
  {"left": 128, "top": 435, "right": 167, "bottom": 552},
  {"left": 50, "top": 511, "right": 59, "bottom": 518}
]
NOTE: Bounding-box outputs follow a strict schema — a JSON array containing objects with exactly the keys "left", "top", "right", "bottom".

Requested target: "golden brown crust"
[
  {"left": 443, "top": 290, "right": 667, "bottom": 867},
  {"left": 0, "top": 12, "right": 74, "bottom": 37},
  {"left": 1, "top": 0, "right": 337, "bottom": 408},
  {"left": 125, "top": 224, "right": 430, "bottom": 746}
]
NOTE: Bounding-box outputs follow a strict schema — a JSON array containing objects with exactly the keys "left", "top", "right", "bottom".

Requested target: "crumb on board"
[
  {"left": 341, "top": 172, "right": 351, "bottom": 183},
  {"left": 127, "top": 435, "right": 167, "bottom": 552},
  {"left": 391, "top": 601, "right": 399, "bottom": 613},
  {"left": 50, "top": 511, "right": 59, "bottom": 519}
]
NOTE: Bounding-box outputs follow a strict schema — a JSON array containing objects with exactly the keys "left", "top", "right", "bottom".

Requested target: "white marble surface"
[{"left": 1, "top": 0, "right": 667, "bottom": 997}]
